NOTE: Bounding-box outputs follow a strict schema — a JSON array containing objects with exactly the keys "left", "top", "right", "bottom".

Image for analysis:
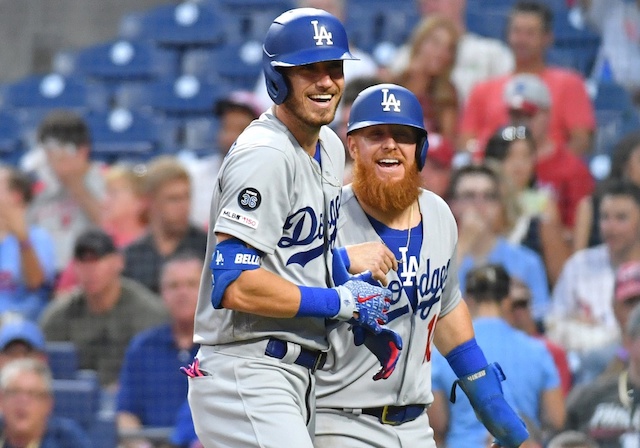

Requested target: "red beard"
[{"left": 351, "top": 156, "right": 421, "bottom": 213}]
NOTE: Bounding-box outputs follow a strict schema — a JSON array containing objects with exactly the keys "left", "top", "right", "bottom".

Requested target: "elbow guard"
[
  {"left": 209, "top": 238, "right": 261, "bottom": 309},
  {"left": 449, "top": 362, "right": 529, "bottom": 448}
]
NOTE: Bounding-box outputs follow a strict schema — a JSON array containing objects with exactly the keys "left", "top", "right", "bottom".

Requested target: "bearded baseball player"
[
  {"left": 314, "top": 84, "right": 530, "bottom": 448},
  {"left": 183, "top": 9, "right": 398, "bottom": 448}
]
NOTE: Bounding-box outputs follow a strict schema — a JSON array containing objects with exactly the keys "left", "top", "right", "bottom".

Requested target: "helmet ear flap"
[
  {"left": 416, "top": 134, "right": 429, "bottom": 171},
  {"left": 264, "top": 62, "right": 288, "bottom": 105}
]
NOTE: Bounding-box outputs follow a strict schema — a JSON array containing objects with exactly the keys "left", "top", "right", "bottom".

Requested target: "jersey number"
[{"left": 424, "top": 314, "right": 438, "bottom": 362}]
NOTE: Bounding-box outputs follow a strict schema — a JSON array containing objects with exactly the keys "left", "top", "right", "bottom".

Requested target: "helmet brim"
[{"left": 271, "top": 48, "right": 358, "bottom": 67}]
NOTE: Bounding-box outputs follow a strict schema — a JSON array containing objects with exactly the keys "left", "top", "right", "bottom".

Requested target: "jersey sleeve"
[
  {"left": 213, "top": 144, "right": 294, "bottom": 254},
  {"left": 439, "top": 246, "right": 462, "bottom": 318}
]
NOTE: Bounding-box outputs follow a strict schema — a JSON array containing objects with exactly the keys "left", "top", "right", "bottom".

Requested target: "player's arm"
[
  {"left": 214, "top": 233, "right": 392, "bottom": 331},
  {"left": 433, "top": 300, "right": 529, "bottom": 448}
]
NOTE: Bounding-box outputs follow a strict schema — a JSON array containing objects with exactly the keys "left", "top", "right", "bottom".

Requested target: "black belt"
[
  {"left": 265, "top": 338, "right": 327, "bottom": 373},
  {"left": 361, "top": 404, "right": 426, "bottom": 426}
]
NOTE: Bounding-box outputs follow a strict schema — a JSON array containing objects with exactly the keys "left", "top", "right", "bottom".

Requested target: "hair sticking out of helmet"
[
  {"left": 347, "top": 83, "right": 430, "bottom": 170},
  {"left": 262, "top": 7, "right": 358, "bottom": 105}
]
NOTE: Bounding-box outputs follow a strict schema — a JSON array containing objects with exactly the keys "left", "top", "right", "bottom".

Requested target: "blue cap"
[{"left": 0, "top": 321, "right": 46, "bottom": 351}]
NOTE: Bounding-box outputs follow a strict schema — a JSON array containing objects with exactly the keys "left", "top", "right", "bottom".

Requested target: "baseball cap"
[
  {"left": 426, "top": 133, "right": 454, "bottom": 169},
  {"left": 0, "top": 320, "right": 46, "bottom": 352},
  {"left": 614, "top": 261, "right": 640, "bottom": 303},
  {"left": 214, "top": 91, "right": 262, "bottom": 120},
  {"left": 73, "top": 228, "right": 117, "bottom": 262},
  {"left": 504, "top": 74, "right": 551, "bottom": 116}
]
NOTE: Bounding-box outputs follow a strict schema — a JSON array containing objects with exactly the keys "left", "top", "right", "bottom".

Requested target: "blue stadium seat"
[
  {"left": 71, "top": 39, "right": 179, "bottom": 82},
  {"left": 52, "top": 371, "right": 101, "bottom": 431},
  {"left": 1, "top": 73, "right": 108, "bottom": 113},
  {"left": 45, "top": 341, "right": 79, "bottom": 380},
  {"left": 115, "top": 75, "right": 223, "bottom": 119},
  {"left": 85, "top": 108, "right": 177, "bottom": 163},
  {"left": 89, "top": 412, "right": 118, "bottom": 448},
  {"left": 345, "top": 0, "right": 419, "bottom": 56},
  {"left": 202, "top": 0, "right": 294, "bottom": 43},
  {"left": 0, "top": 110, "right": 24, "bottom": 166},
  {"left": 182, "top": 41, "right": 263, "bottom": 90},
  {"left": 182, "top": 117, "right": 220, "bottom": 157},
  {"left": 118, "top": 2, "right": 225, "bottom": 48},
  {"left": 551, "top": 10, "right": 600, "bottom": 76},
  {"left": 465, "top": 8, "right": 510, "bottom": 41},
  {"left": 590, "top": 81, "right": 640, "bottom": 155}
]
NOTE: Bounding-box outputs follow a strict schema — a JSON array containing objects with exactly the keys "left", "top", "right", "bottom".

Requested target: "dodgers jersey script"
[
  {"left": 193, "top": 108, "right": 345, "bottom": 350},
  {"left": 316, "top": 186, "right": 462, "bottom": 407}
]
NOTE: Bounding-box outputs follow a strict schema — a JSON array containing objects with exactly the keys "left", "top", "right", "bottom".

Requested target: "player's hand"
[
  {"left": 352, "top": 325, "right": 403, "bottom": 380},
  {"left": 344, "top": 242, "right": 397, "bottom": 286},
  {"left": 334, "top": 280, "right": 392, "bottom": 331}
]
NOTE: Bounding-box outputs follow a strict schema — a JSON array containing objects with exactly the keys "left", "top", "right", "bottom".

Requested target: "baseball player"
[
  {"left": 184, "top": 9, "right": 397, "bottom": 448},
  {"left": 314, "top": 84, "right": 530, "bottom": 448}
]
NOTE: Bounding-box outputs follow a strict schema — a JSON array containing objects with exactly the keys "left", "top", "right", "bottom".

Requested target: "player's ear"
[{"left": 346, "top": 134, "right": 358, "bottom": 160}]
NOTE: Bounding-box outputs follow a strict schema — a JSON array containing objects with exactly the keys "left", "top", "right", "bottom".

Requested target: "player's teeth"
[
  {"left": 310, "top": 94, "right": 332, "bottom": 100},
  {"left": 379, "top": 159, "right": 399, "bottom": 164}
]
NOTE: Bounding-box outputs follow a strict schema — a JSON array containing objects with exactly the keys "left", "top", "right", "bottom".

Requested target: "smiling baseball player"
[
  {"left": 314, "top": 84, "right": 530, "bottom": 448},
  {"left": 184, "top": 9, "right": 397, "bottom": 448}
]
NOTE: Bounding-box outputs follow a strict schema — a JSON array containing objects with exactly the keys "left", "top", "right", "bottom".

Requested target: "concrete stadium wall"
[{"left": 0, "top": 0, "right": 172, "bottom": 83}]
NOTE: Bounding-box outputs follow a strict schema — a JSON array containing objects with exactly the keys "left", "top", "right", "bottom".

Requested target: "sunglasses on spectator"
[{"left": 455, "top": 191, "right": 500, "bottom": 203}]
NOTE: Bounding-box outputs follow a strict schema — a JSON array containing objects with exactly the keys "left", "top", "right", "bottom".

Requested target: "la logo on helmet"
[
  {"left": 381, "top": 89, "right": 401, "bottom": 112},
  {"left": 311, "top": 20, "right": 333, "bottom": 46}
]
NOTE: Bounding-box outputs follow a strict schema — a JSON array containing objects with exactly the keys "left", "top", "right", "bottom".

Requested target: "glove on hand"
[
  {"left": 450, "top": 363, "right": 529, "bottom": 448},
  {"left": 333, "top": 280, "right": 391, "bottom": 332},
  {"left": 353, "top": 325, "right": 403, "bottom": 380}
]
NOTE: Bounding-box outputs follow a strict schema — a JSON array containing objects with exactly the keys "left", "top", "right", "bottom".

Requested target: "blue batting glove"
[{"left": 353, "top": 325, "right": 403, "bottom": 380}]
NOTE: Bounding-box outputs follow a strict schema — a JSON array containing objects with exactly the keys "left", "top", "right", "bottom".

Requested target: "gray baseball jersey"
[
  {"left": 193, "top": 108, "right": 344, "bottom": 351},
  {"left": 316, "top": 186, "right": 462, "bottom": 408}
]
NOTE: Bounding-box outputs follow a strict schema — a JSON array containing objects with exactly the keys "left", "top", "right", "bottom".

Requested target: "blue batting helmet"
[
  {"left": 347, "top": 84, "right": 429, "bottom": 170},
  {"left": 262, "top": 8, "right": 357, "bottom": 105}
]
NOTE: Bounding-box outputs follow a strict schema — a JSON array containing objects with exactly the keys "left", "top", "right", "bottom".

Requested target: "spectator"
[
  {"left": 508, "top": 278, "right": 573, "bottom": 396},
  {"left": 460, "top": 0, "right": 596, "bottom": 156},
  {"left": 420, "top": 133, "right": 455, "bottom": 198},
  {"left": 448, "top": 163, "right": 551, "bottom": 321},
  {"left": 0, "top": 358, "right": 91, "bottom": 447},
  {"left": 55, "top": 163, "right": 149, "bottom": 296},
  {"left": 574, "top": 131, "right": 640, "bottom": 251},
  {"left": 579, "top": 0, "right": 640, "bottom": 105},
  {"left": 547, "top": 180, "right": 640, "bottom": 358},
  {"left": 393, "top": 15, "right": 460, "bottom": 143},
  {"left": 591, "top": 260, "right": 640, "bottom": 381},
  {"left": 0, "top": 319, "right": 48, "bottom": 370},
  {"left": 430, "top": 264, "right": 564, "bottom": 447},
  {"left": 116, "top": 252, "right": 200, "bottom": 445},
  {"left": 504, "top": 74, "right": 594, "bottom": 230},
  {"left": 182, "top": 91, "right": 262, "bottom": 229},
  {"left": 39, "top": 228, "right": 168, "bottom": 388},
  {"left": 22, "top": 109, "right": 106, "bottom": 272},
  {"left": 391, "top": 0, "right": 515, "bottom": 104},
  {"left": 122, "top": 156, "right": 207, "bottom": 294},
  {"left": 0, "top": 166, "right": 56, "bottom": 321},
  {"left": 546, "top": 430, "right": 598, "bottom": 448},
  {"left": 565, "top": 303, "right": 640, "bottom": 446},
  {"left": 170, "top": 400, "right": 202, "bottom": 448},
  {"left": 484, "top": 125, "right": 571, "bottom": 285},
  {"left": 101, "top": 164, "right": 148, "bottom": 247}
]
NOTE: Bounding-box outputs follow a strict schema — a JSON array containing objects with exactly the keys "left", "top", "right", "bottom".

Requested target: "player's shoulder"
[
  {"left": 231, "top": 110, "right": 297, "bottom": 158},
  {"left": 418, "top": 189, "right": 456, "bottom": 220}
]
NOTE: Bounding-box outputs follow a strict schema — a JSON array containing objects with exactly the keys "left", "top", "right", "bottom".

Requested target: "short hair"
[
  {"left": 546, "top": 430, "right": 598, "bottom": 448},
  {"left": 160, "top": 250, "right": 204, "bottom": 281},
  {"left": 465, "top": 264, "right": 511, "bottom": 303},
  {"left": 3, "top": 166, "right": 33, "bottom": 204},
  {"left": 509, "top": 1, "right": 554, "bottom": 33},
  {"left": 447, "top": 163, "right": 501, "bottom": 200},
  {"left": 343, "top": 76, "right": 383, "bottom": 106},
  {"left": 0, "top": 358, "right": 53, "bottom": 394},
  {"left": 37, "top": 109, "right": 90, "bottom": 147},
  {"left": 141, "top": 156, "right": 190, "bottom": 197},
  {"left": 599, "top": 179, "right": 640, "bottom": 209}
]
